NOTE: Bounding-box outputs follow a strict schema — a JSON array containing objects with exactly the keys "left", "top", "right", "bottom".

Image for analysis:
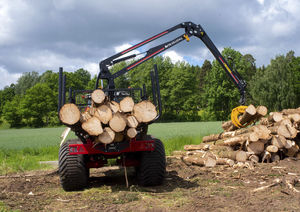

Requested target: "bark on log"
[
  {"left": 133, "top": 100, "right": 157, "bottom": 123},
  {"left": 91, "top": 89, "right": 106, "bottom": 104},
  {"left": 120, "top": 97, "right": 135, "bottom": 113},
  {"left": 59, "top": 103, "right": 81, "bottom": 125},
  {"left": 127, "top": 128, "right": 137, "bottom": 138},
  {"left": 247, "top": 141, "right": 265, "bottom": 154},
  {"left": 94, "top": 105, "right": 112, "bottom": 124},
  {"left": 126, "top": 115, "right": 139, "bottom": 128},
  {"left": 82, "top": 117, "right": 103, "bottom": 136},
  {"left": 97, "top": 127, "right": 115, "bottom": 144},
  {"left": 109, "top": 112, "right": 127, "bottom": 132},
  {"left": 108, "top": 101, "right": 120, "bottom": 113}
]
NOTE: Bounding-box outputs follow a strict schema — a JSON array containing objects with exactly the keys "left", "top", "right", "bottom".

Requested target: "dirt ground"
[{"left": 0, "top": 157, "right": 300, "bottom": 212}]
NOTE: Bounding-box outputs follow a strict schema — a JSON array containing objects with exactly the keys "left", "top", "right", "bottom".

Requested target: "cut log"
[
  {"left": 184, "top": 143, "right": 212, "bottom": 151},
  {"left": 114, "top": 132, "right": 124, "bottom": 142},
  {"left": 285, "top": 140, "right": 294, "bottom": 149},
  {"left": 253, "top": 125, "right": 271, "bottom": 140},
  {"left": 202, "top": 129, "right": 253, "bottom": 143},
  {"left": 268, "top": 112, "right": 283, "bottom": 123},
  {"left": 210, "top": 146, "right": 236, "bottom": 160},
  {"left": 94, "top": 105, "right": 112, "bottom": 124},
  {"left": 108, "top": 101, "right": 120, "bottom": 113},
  {"left": 266, "top": 145, "right": 278, "bottom": 153},
  {"left": 120, "top": 97, "right": 135, "bottom": 113},
  {"left": 236, "top": 150, "right": 248, "bottom": 162},
  {"left": 274, "top": 118, "right": 292, "bottom": 127},
  {"left": 133, "top": 100, "right": 157, "bottom": 123},
  {"left": 182, "top": 155, "right": 216, "bottom": 167},
  {"left": 216, "top": 158, "right": 235, "bottom": 166},
  {"left": 126, "top": 115, "right": 139, "bottom": 128},
  {"left": 91, "top": 89, "right": 106, "bottom": 104},
  {"left": 288, "top": 113, "right": 300, "bottom": 124},
  {"left": 249, "top": 154, "right": 259, "bottom": 163},
  {"left": 271, "top": 135, "right": 286, "bottom": 149},
  {"left": 127, "top": 128, "right": 137, "bottom": 138},
  {"left": 222, "top": 120, "right": 232, "bottom": 131},
  {"left": 109, "top": 112, "right": 127, "bottom": 132},
  {"left": 97, "top": 127, "right": 115, "bottom": 144},
  {"left": 82, "top": 117, "right": 103, "bottom": 136},
  {"left": 59, "top": 103, "right": 81, "bottom": 125},
  {"left": 219, "top": 135, "right": 248, "bottom": 146},
  {"left": 281, "top": 108, "right": 300, "bottom": 115},
  {"left": 277, "top": 124, "right": 297, "bottom": 139},
  {"left": 285, "top": 144, "right": 299, "bottom": 157},
  {"left": 247, "top": 141, "right": 265, "bottom": 154},
  {"left": 260, "top": 117, "right": 269, "bottom": 126},
  {"left": 254, "top": 106, "right": 268, "bottom": 120}
]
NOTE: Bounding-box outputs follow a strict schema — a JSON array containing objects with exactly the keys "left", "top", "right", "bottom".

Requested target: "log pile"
[
  {"left": 59, "top": 89, "right": 157, "bottom": 144},
  {"left": 181, "top": 106, "right": 300, "bottom": 168}
]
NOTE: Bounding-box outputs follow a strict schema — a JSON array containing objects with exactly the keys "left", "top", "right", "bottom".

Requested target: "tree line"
[{"left": 0, "top": 48, "right": 299, "bottom": 128}]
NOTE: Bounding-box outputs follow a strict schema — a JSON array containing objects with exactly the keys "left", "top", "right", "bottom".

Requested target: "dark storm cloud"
[{"left": 0, "top": 0, "right": 299, "bottom": 88}]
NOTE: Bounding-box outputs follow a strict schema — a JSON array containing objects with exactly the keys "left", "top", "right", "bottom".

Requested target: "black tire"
[
  {"left": 136, "top": 137, "right": 166, "bottom": 186},
  {"left": 59, "top": 139, "right": 88, "bottom": 191}
]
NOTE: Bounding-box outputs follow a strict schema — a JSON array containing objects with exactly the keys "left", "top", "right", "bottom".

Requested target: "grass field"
[{"left": 0, "top": 122, "right": 222, "bottom": 174}]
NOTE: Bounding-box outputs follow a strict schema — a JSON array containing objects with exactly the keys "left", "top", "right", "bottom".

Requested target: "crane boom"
[{"left": 96, "top": 21, "right": 247, "bottom": 104}]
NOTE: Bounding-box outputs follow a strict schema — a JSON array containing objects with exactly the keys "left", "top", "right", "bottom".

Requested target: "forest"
[{"left": 0, "top": 47, "right": 299, "bottom": 128}]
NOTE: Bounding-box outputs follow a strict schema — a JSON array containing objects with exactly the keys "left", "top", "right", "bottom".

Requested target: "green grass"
[{"left": 0, "top": 122, "right": 222, "bottom": 174}]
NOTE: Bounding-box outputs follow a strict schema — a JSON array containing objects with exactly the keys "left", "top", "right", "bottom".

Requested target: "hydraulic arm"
[{"left": 96, "top": 21, "right": 247, "bottom": 105}]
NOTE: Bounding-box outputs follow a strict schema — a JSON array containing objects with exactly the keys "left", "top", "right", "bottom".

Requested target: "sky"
[{"left": 0, "top": 0, "right": 299, "bottom": 89}]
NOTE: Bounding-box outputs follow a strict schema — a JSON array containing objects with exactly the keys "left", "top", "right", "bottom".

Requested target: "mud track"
[{"left": 0, "top": 158, "right": 300, "bottom": 211}]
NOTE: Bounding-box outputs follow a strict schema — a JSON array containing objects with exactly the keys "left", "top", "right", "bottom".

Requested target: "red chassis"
[{"left": 68, "top": 138, "right": 155, "bottom": 168}]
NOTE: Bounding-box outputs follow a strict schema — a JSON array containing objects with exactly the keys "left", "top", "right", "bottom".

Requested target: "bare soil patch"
[{"left": 0, "top": 158, "right": 300, "bottom": 211}]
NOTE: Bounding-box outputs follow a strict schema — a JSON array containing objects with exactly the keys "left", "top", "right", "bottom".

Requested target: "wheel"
[
  {"left": 58, "top": 139, "right": 89, "bottom": 191},
  {"left": 136, "top": 137, "right": 166, "bottom": 186}
]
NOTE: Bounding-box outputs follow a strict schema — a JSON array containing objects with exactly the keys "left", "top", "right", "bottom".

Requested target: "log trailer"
[{"left": 58, "top": 21, "right": 247, "bottom": 191}]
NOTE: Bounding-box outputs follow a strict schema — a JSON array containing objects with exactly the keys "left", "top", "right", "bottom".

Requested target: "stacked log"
[
  {"left": 59, "top": 89, "right": 157, "bottom": 144},
  {"left": 182, "top": 106, "right": 300, "bottom": 167}
]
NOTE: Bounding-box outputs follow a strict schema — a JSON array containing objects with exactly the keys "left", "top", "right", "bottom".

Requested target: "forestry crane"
[{"left": 57, "top": 21, "right": 248, "bottom": 191}]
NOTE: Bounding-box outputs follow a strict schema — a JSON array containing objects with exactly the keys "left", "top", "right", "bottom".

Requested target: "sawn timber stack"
[
  {"left": 59, "top": 89, "right": 157, "bottom": 145},
  {"left": 181, "top": 106, "right": 300, "bottom": 167}
]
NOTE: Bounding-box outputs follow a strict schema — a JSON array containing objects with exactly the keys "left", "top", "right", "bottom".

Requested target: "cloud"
[
  {"left": 0, "top": 66, "right": 21, "bottom": 88},
  {"left": 163, "top": 51, "right": 185, "bottom": 63}
]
